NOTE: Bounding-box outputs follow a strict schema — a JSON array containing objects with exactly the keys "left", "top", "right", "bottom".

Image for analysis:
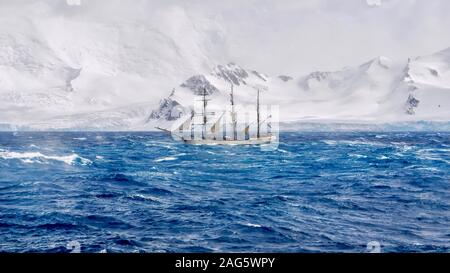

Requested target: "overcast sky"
[
  {"left": 2, "top": 0, "right": 450, "bottom": 76},
  {"left": 202, "top": 0, "right": 450, "bottom": 75}
]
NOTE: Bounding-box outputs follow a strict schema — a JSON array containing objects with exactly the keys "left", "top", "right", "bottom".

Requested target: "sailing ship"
[{"left": 156, "top": 85, "right": 276, "bottom": 145}]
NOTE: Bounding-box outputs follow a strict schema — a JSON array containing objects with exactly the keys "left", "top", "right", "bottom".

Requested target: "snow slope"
[
  {"left": 0, "top": 1, "right": 449, "bottom": 131},
  {"left": 4, "top": 49, "right": 450, "bottom": 131},
  {"left": 0, "top": 1, "right": 227, "bottom": 127},
  {"left": 147, "top": 49, "right": 450, "bottom": 132}
]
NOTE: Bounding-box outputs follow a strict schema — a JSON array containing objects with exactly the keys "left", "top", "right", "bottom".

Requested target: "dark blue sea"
[{"left": 0, "top": 132, "right": 449, "bottom": 253}]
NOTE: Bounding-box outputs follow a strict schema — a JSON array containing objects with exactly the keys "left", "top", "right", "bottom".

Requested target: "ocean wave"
[
  {"left": 323, "top": 140, "right": 385, "bottom": 146},
  {"left": 1, "top": 131, "right": 449, "bottom": 253},
  {"left": 322, "top": 140, "right": 337, "bottom": 145},
  {"left": 416, "top": 149, "right": 450, "bottom": 164},
  {"left": 0, "top": 150, "right": 92, "bottom": 165},
  {"left": 154, "top": 156, "right": 177, "bottom": 162},
  {"left": 127, "top": 194, "right": 161, "bottom": 203},
  {"left": 404, "top": 165, "right": 440, "bottom": 172},
  {"left": 243, "top": 222, "right": 262, "bottom": 228},
  {"left": 144, "top": 141, "right": 175, "bottom": 149},
  {"left": 348, "top": 153, "right": 367, "bottom": 158}
]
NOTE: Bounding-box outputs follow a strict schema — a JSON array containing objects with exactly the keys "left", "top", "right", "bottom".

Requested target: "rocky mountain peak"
[
  {"left": 180, "top": 75, "right": 219, "bottom": 95},
  {"left": 278, "top": 75, "right": 293, "bottom": 82},
  {"left": 212, "top": 62, "right": 249, "bottom": 85},
  {"left": 148, "top": 97, "right": 185, "bottom": 121},
  {"left": 405, "top": 94, "right": 420, "bottom": 115}
]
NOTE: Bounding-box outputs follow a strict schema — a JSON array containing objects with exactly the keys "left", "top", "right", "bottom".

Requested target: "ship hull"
[{"left": 182, "top": 136, "right": 275, "bottom": 145}]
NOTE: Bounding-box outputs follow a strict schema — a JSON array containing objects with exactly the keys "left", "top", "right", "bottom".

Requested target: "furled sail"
[
  {"left": 210, "top": 112, "right": 225, "bottom": 134},
  {"left": 244, "top": 125, "right": 250, "bottom": 135},
  {"left": 244, "top": 125, "right": 250, "bottom": 140}
]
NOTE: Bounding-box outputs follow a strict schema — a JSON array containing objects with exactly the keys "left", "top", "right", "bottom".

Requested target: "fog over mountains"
[{"left": 0, "top": 0, "right": 449, "bottom": 130}]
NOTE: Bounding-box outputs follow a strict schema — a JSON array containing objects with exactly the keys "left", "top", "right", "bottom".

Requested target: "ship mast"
[
  {"left": 202, "top": 87, "right": 207, "bottom": 140},
  {"left": 222, "top": 110, "right": 227, "bottom": 140},
  {"left": 190, "top": 109, "right": 195, "bottom": 139},
  {"left": 230, "top": 84, "right": 237, "bottom": 140},
  {"left": 256, "top": 88, "right": 260, "bottom": 139}
]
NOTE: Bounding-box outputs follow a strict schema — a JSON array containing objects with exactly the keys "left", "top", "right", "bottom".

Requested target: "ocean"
[{"left": 0, "top": 132, "right": 449, "bottom": 253}]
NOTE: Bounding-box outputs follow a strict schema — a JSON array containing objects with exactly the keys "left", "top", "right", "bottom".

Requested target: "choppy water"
[{"left": 0, "top": 132, "right": 449, "bottom": 253}]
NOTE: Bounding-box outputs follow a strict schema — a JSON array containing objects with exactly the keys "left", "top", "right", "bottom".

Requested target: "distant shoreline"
[{"left": 1, "top": 121, "right": 449, "bottom": 132}]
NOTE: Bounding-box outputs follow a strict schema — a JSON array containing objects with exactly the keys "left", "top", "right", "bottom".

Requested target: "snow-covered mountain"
[
  {"left": 0, "top": 1, "right": 227, "bottom": 128},
  {"left": 3, "top": 48, "right": 450, "bottom": 131},
  {"left": 146, "top": 48, "right": 450, "bottom": 131},
  {"left": 0, "top": 1, "right": 449, "bottom": 131}
]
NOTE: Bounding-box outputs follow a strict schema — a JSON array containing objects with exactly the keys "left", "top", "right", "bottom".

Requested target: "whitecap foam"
[
  {"left": 154, "top": 156, "right": 177, "bottom": 162},
  {"left": 416, "top": 149, "right": 450, "bottom": 164},
  {"left": 129, "top": 194, "right": 159, "bottom": 202},
  {"left": 0, "top": 150, "right": 92, "bottom": 165},
  {"left": 349, "top": 153, "right": 367, "bottom": 158},
  {"left": 144, "top": 141, "right": 175, "bottom": 149},
  {"left": 244, "top": 223, "right": 262, "bottom": 228},
  {"left": 342, "top": 140, "right": 385, "bottom": 147},
  {"left": 324, "top": 140, "right": 385, "bottom": 147},
  {"left": 391, "top": 142, "right": 415, "bottom": 151}
]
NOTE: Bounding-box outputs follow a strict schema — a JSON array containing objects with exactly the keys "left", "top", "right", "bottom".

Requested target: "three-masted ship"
[{"left": 157, "top": 85, "right": 275, "bottom": 145}]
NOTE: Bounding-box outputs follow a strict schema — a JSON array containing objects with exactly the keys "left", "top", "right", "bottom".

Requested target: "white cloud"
[{"left": 203, "top": 0, "right": 450, "bottom": 75}]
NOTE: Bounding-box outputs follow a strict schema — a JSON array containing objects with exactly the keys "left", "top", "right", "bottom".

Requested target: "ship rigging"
[{"left": 157, "top": 84, "right": 275, "bottom": 145}]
